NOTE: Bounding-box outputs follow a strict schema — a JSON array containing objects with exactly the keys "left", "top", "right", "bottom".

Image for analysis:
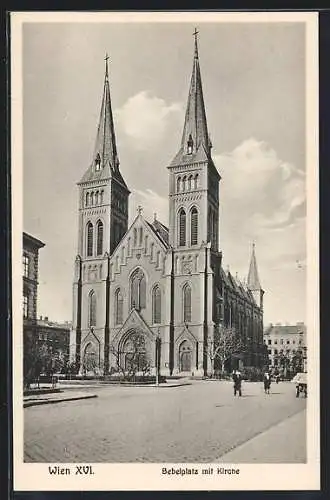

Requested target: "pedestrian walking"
[
  {"left": 232, "top": 369, "right": 242, "bottom": 397},
  {"left": 263, "top": 372, "right": 271, "bottom": 394}
]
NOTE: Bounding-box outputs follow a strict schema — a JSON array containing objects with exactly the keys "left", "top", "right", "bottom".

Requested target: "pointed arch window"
[
  {"left": 139, "top": 227, "right": 143, "bottom": 246},
  {"left": 87, "top": 222, "right": 93, "bottom": 257},
  {"left": 194, "top": 174, "right": 199, "bottom": 189},
  {"left": 86, "top": 192, "right": 90, "bottom": 207},
  {"left": 115, "top": 288, "right": 123, "bottom": 325},
  {"left": 95, "top": 154, "right": 101, "bottom": 171},
  {"left": 187, "top": 134, "right": 193, "bottom": 155},
  {"left": 100, "top": 190, "right": 104, "bottom": 204},
  {"left": 130, "top": 268, "right": 146, "bottom": 311},
  {"left": 188, "top": 175, "right": 193, "bottom": 191},
  {"left": 182, "top": 176, "right": 187, "bottom": 192},
  {"left": 177, "top": 176, "right": 181, "bottom": 192},
  {"left": 179, "top": 208, "right": 186, "bottom": 247},
  {"left": 152, "top": 285, "right": 161, "bottom": 324},
  {"left": 96, "top": 220, "right": 103, "bottom": 256},
  {"left": 190, "top": 207, "right": 198, "bottom": 246},
  {"left": 95, "top": 191, "right": 99, "bottom": 205},
  {"left": 133, "top": 228, "right": 137, "bottom": 247},
  {"left": 183, "top": 284, "right": 192, "bottom": 323},
  {"left": 88, "top": 290, "right": 96, "bottom": 327}
]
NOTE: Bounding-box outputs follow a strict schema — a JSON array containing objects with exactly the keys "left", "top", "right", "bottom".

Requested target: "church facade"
[{"left": 70, "top": 37, "right": 265, "bottom": 377}]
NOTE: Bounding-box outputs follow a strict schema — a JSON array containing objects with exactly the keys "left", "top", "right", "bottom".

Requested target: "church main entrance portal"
[
  {"left": 179, "top": 340, "right": 192, "bottom": 372},
  {"left": 122, "top": 331, "right": 150, "bottom": 374}
]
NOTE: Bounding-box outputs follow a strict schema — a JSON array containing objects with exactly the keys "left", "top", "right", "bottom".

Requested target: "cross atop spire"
[
  {"left": 193, "top": 27, "right": 199, "bottom": 59},
  {"left": 104, "top": 53, "right": 109, "bottom": 78},
  {"left": 247, "top": 242, "right": 262, "bottom": 290}
]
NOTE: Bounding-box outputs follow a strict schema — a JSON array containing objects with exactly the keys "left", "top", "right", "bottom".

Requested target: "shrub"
[{"left": 241, "top": 366, "right": 264, "bottom": 381}]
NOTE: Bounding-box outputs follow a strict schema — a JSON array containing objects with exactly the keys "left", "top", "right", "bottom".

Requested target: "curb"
[{"left": 24, "top": 394, "right": 98, "bottom": 408}]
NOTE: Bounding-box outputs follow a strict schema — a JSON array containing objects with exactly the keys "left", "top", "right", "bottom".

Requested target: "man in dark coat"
[
  {"left": 263, "top": 372, "right": 271, "bottom": 394},
  {"left": 232, "top": 370, "right": 242, "bottom": 397}
]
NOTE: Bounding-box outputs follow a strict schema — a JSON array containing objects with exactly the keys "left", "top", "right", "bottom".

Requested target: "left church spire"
[{"left": 79, "top": 55, "right": 128, "bottom": 189}]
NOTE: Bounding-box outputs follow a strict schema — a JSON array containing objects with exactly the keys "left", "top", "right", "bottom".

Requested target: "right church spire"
[{"left": 180, "top": 28, "right": 210, "bottom": 157}]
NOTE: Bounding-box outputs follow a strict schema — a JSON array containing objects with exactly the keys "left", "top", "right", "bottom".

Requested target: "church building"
[{"left": 70, "top": 35, "right": 265, "bottom": 377}]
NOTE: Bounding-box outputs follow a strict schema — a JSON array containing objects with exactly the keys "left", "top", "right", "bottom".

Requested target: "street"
[{"left": 24, "top": 380, "right": 306, "bottom": 463}]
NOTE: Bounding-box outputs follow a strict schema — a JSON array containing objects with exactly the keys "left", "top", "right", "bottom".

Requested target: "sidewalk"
[
  {"left": 217, "top": 409, "right": 306, "bottom": 463},
  {"left": 24, "top": 390, "right": 98, "bottom": 408}
]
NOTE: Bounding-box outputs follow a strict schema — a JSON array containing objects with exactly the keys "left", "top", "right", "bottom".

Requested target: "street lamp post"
[{"left": 156, "top": 329, "right": 161, "bottom": 387}]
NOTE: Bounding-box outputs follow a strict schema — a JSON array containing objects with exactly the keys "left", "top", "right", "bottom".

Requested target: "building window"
[
  {"left": 179, "top": 209, "right": 186, "bottom": 246},
  {"left": 190, "top": 207, "right": 198, "bottom": 245},
  {"left": 100, "top": 190, "right": 104, "bottom": 205},
  {"left": 268, "top": 349, "right": 271, "bottom": 355},
  {"left": 286, "top": 340, "right": 290, "bottom": 345},
  {"left": 280, "top": 339, "right": 284, "bottom": 345},
  {"left": 152, "top": 285, "right": 161, "bottom": 324},
  {"left": 293, "top": 340, "right": 296, "bottom": 344},
  {"left": 90, "top": 192, "right": 94, "bottom": 206},
  {"left": 23, "top": 254, "right": 29, "bottom": 278},
  {"left": 87, "top": 222, "right": 93, "bottom": 257},
  {"left": 23, "top": 293, "right": 28, "bottom": 318},
  {"left": 187, "top": 134, "right": 193, "bottom": 154},
  {"left": 95, "top": 154, "right": 101, "bottom": 171},
  {"left": 268, "top": 339, "right": 272, "bottom": 345},
  {"left": 274, "top": 349, "right": 278, "bottom": 355},
  {"left": 139, "top": 227, "right": 143, "bottom": 246},
  {"left": 188, "top": 175, "right": 193, "bottom": 191},
  {"left": 86, "top": 192, "right": 90, "bottom": 207},
  {"left": 182, "top": 176, "right": 187, "bottom": 192},
  {"left": 115, "top": 288, "right": 123, "bottom": 325},
  {"left": 133, "top": 228, "right": 137, "bottom": 247},
  {"left": 177, "top": 176, "right": 181, "bottom": 192},
  {"left": 183, "top": 284, "right": 192, "bottom": 323},
  {"left": 274, "top": 339, "right": 278, "bottom": 344},
  {"left": 144, "top": 235, "right": 148, "bottom": 254},
  {"left": 194, "top": 174, "right": 199, "bottom": 189},
  {"left": 130, "top": 268, "right": 146, "bottom": 311},
  {"left": 96, "top": 220, "right": 103, "bottom": 256},
  {"left": 88, "top": 290, "right": 96, "bottom": 327}
]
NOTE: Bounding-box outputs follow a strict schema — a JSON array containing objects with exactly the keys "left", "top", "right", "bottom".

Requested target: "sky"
[{"left": 22, "top": 20, "right": 307, "bottom": 326}]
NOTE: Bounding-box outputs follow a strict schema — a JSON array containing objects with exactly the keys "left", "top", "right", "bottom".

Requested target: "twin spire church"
[{"left": 70, "top": 36, "right": 265, "bottom": 376}]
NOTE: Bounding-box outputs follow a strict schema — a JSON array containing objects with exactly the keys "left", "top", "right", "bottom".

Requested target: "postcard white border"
[{"left": 11, "top": 10, "right": 320, "bottom": 491}]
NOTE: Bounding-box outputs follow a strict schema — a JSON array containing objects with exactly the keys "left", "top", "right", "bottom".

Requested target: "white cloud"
[
  {"left": 115, "top": 91, "right": 183, "bottom": 151},
  {"left": 214, "top": 138, "right": 306, "bottom": 323},
  {"left": 129, "top": 188, "right": 168, "bottom": 225},
  {"left": 214, "top": 137, "right": 306, "bottom": 235}
]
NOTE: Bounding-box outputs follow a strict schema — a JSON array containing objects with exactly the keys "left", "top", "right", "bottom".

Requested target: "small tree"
[{"left": 206, "top": 326, "right": 245, "bottom": 376}]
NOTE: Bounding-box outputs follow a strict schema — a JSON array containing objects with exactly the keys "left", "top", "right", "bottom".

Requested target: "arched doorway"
[
  {"left": 122, "top": 331, "right": 150, "bottom": 374},
  {"left": 179, "top": 340, "right": 192, "bottom": 372},
  {"left": 83, "top": 342, "right": 98, "bottom": 374}
]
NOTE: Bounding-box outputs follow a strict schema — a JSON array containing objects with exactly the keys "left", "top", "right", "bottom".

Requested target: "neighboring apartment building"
[
  {"left": 37, "top": 316, "right": 71, "bottom": 369},
  {"left": 23, "top": 232, "right": 45, "bottom": 383},
  {"left": 263, "top": 322, "right": 307, "bottom": 374}
]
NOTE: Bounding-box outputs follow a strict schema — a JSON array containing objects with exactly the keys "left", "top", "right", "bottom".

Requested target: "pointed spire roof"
[
  {"left": 79, "top": 55, "right": 128, "bottom": 190},
  {"left": 247, "top": 243, "right": 262, "bottom": 290},
  {"left": 170, "top": 29, "right": 211, "bottom": 166}
]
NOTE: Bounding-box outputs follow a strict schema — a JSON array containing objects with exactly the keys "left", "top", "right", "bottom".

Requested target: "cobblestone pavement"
[{"left": 24, "top": 381, "right": 306, "bottom": 463}]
